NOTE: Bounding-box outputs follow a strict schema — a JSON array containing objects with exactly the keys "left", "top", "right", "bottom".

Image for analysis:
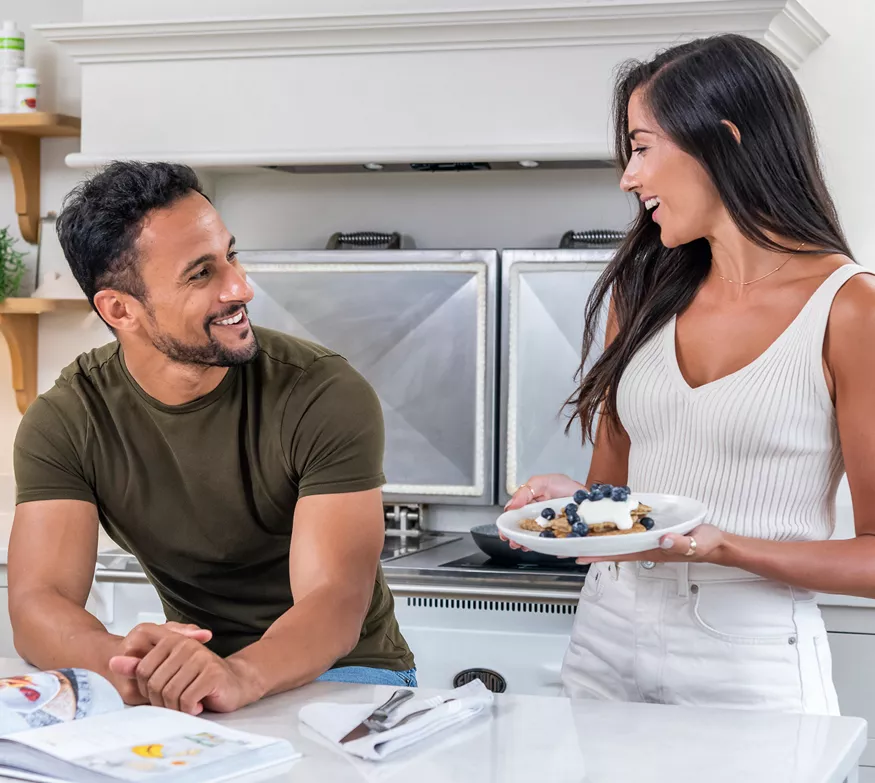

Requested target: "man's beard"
[{"left": 149, "top": 306, "right": 259, "bottom": 368}]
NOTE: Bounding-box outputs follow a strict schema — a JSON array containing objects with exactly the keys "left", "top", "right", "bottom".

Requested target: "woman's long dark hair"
[{"left": 566, "top": 33, "right": 852, "bottom": 442}]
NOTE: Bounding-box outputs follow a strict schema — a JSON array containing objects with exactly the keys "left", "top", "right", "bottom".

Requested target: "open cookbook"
[{"left": 0, "top": 669, "right": 300, "bottom": 783}]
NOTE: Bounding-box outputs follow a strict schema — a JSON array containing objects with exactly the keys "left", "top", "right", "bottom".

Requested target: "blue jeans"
[{"left": 316, "top": 666, "right": 417, "bottom": 687}]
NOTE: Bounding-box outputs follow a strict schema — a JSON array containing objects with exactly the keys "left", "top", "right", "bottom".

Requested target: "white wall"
[
  {"left": 795, "top": 0, "right": 875, "bottom": 264},
  {"left": 0, "top": 0, "right": 870, "bottom": 515},
  {"left": 214, "top": 167, "right": 631, "bottom": 251}
]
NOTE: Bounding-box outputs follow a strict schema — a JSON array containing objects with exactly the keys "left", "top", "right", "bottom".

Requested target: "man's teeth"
[
  {"left": 216, "top": 311, "right": 244, "bottom": 326},
  {"left": 645, "top": 197, "right": 661, "bottom": 211}
]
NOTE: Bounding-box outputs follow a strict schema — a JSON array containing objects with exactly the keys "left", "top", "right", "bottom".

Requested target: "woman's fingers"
[
  {"left": 499, "top": 531, "right": 530, "bottom": 552},
  {"left": 504, "top": 478, "right": 544, "bottom": 510}
]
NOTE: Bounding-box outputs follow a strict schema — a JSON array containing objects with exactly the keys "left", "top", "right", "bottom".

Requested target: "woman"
[{"left": 505, "top": 34, "right": 875, "bottom": 715}]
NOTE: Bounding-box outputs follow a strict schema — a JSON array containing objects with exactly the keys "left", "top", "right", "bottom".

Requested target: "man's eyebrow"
[{"left": 179, "top": 236, "right": 236, "bottom": 279}]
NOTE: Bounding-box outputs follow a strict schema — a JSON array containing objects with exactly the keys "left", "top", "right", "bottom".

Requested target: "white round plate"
[{"left": 496, "top": 493, "right": 708, "bottom": 558}]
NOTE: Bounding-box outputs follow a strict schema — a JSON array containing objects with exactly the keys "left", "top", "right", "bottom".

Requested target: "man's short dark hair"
[{"left": 56, "top": 161, "right": 206, "bottom": 307}]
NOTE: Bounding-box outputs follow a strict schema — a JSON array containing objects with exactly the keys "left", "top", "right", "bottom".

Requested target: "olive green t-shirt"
[{"left": 13, "top": 326, "right": 413, "bottom": 671}]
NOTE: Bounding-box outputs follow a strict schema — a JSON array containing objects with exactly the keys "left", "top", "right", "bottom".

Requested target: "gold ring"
[
  {"left": 521, "top": 483, "right": 536, "bottom": 502},
  {"left": 684, "top": 536, "right": 697, "bottom": 557}
]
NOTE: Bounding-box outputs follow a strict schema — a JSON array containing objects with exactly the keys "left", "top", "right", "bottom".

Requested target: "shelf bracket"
[
  {"left": 0, "top": 130, "right": 40, "bottom": 245},
  {"left": 0, "top": 313, "right": 38, "bottom": 415}
]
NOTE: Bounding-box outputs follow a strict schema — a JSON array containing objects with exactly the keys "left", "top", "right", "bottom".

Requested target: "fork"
[
  {"left": 366, "top": 695, "right": 449, "bottom": 733},
  {"left": 362, "top": 689, "right": 416, "bottom": 732}
]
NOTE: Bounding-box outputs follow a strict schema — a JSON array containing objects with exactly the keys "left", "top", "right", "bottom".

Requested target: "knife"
[{"left": 339, "top": 689, "right": 415, "bottom": 744}]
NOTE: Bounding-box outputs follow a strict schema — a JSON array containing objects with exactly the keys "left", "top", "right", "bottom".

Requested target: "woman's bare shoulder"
[{"left": 826, "top": 259, "right": 875, "bottom": 365}]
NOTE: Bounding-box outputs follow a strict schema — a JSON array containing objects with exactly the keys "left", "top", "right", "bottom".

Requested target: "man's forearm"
[
  {"left": 229, "top": 585, "right": 366, "bottom": 702},
  {"left": 11, "top": 588, "right": 122, "bottom": 677}
]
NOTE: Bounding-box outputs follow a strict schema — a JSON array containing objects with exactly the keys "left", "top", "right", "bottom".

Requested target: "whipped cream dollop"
[
  {"left": 537, "top": 496, "right": 639, "bottom": 530},
  {"left": 577, "top": 497, "right": 639, "bottom": 530}
]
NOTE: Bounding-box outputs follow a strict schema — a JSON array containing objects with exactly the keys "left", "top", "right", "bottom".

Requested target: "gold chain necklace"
[{"left": 715, "top": 241, "right": 806, "bottom": 286}]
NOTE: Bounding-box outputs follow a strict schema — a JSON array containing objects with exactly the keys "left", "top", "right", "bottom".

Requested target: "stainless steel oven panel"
[
  {"left": 499, "top": 249, "right": 614, "bottom": 503},
  {"left": 239, "top": 250, "right": 498, "bottom": 505}
]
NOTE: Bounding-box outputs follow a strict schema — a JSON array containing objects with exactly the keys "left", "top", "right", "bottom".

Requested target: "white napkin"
[{"left": 298, "top": 679, "right": 494, "bottom": 761}]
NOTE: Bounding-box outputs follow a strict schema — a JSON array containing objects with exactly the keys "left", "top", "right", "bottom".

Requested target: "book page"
[
  {"left": 0, "top": 670, "right": 123, "bottom": 736},
  {"left": 3, "top": 706, "right": 288, "bottom": 780}
]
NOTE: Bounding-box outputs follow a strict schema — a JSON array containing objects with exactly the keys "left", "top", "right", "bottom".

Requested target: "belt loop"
[
  {"left": 676, "top": 562, "right": 690, "bottom": 598},
  {"left": 612, "top": 561, "right": 620, "bottom": 580}
]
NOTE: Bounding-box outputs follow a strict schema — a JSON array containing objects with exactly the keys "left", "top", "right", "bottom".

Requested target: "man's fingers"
[
  {"left": 180, "top": 669, "right": 221, "bottom": 716},
  {"left": 152, "top": 656, "right": 205, "bottom": 713},
  {"left": 163, "top": 622, "right": 213, "bottom": 642},
  {"left": 109, "top": 655, "right": 140, "bottom": 678}
]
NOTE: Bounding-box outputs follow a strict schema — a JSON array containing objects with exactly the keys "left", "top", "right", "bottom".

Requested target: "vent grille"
[
  {"left": 405, "top": 597, "right": 576, "bottom": 614},
  {"left": 454, "top": 668, "right": 507, "bottom": 694}
]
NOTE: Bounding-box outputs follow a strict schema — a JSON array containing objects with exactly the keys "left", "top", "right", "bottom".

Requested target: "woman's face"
[{"left": 620, "top": 88, "right": 726, "bottom": 247}]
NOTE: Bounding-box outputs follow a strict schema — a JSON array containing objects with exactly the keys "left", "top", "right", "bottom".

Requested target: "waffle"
[{"left": 520, "top": 501, "right": 652, "bottom": 538}]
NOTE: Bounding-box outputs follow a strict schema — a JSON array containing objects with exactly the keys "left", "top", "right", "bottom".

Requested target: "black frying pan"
[{"left": 470, "top": 523, "right": 565, "bottom": 566}]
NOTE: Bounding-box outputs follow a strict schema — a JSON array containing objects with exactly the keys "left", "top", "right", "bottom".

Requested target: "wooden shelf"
[
  {"left": 0, "top": 298, "right": 92, "bottom": 414},
  {"left": 0, "top": 113, "right": 81, "bottom": 244},
  {"left": 0, "top": 297, "right": 89, "bottom": 314}
]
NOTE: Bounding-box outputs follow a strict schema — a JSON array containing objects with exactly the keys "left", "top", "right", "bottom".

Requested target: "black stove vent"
[{"left": 453, "top": 668, "right": 507, "bottom": 694}]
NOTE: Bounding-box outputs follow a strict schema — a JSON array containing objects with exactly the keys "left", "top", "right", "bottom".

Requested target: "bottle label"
[{"left": 0, "top": 38, "right": 24, "bottom": 50}]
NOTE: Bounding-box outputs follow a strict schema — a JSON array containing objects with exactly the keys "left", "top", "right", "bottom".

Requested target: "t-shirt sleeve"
[
  {"left": 284, "top": 355, "right": 386, "bottom": 498},
  {"left": 14, "top": 395, "right": 95, "bottom": 505}
]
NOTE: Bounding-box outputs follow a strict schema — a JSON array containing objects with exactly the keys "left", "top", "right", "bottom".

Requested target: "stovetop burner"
[{"left": 440, "top": 551, "right": 588, "bottom": 575}]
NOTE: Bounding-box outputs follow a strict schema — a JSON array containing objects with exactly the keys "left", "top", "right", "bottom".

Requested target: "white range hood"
[{"left": 37, "top": 0, "right": 826, "bottom": 169}]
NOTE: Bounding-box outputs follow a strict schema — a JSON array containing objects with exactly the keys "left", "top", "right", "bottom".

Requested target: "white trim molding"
[
  {"left": 38, "top": 2, "right": 826, "bottom": 66},
  {"left": 36, "top": 1, "right": 827, "bottom": 168}
]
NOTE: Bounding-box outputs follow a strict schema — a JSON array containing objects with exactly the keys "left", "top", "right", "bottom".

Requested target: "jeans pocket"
[
  {"left": 400, "top": 669, "right": 418, "bottom": 687},
  {"left": 689, "top": 579, "right": 796, "bottom": 645}
]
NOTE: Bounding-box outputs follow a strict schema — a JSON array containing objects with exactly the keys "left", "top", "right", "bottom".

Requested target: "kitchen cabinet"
[
  {"left": 0, "top": 566, "right": 14, "bottom": 658},
  {"left": 823, "top": 605, "right": 875, "bottom": 779},
  {"left": 828, "top": 630, "right": 875, "bottom": 776}
]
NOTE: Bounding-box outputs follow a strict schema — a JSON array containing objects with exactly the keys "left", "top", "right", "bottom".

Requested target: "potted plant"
[{"left": 0, "top": 227, "right": 27, "bottom": 302}]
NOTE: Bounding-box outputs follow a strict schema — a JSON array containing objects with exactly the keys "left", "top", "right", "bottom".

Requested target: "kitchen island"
[{"left": 0, "top": 658, "right": 865, "bottom": 783}]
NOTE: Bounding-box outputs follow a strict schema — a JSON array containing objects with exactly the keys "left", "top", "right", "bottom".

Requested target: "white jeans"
[{"left": 561, "top": 560, "right": 840, "bottom": 715}]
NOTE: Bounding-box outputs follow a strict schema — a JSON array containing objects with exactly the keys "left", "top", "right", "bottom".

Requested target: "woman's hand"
[
  {"left": 504, "top": 473, "right": 586, "bottom": 511},
  {"left": 574, "top": 523, "right": 726, "bottom": 564},
  {"left": 501, "top": 474, "right": 586, "bottom": 551}
]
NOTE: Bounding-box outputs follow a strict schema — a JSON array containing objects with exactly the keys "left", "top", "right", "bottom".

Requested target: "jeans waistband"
[{"left": 634, "top": 561, "right": 766, "bottom": 583}]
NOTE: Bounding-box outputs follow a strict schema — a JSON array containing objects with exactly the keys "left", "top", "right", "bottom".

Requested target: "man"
[{"left": 8, "top": 161, "right": 415, "bottom": 715}]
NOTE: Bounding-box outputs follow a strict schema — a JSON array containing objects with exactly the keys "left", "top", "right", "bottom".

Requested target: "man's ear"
[
  {"left": 721, "top": 119, "right": 742, "bottom": 145},
  {"left": 92, "top": 290, "right": 144, "bottom": 333}
]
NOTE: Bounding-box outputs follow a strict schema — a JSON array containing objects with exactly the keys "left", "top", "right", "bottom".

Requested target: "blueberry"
[
  {"left": 573, "top": 489, "right": 587, "bottom": 504},
  {"left": 621, "top": 485, "right": 631, "bottom": 494},
  {"left": 541, "top": 507, "right": 556, "bottom": 521},
  {"left": 639, "top": 517, "right": 655, "bottom": 531},
  {"left": 566, "top": 512, "right": 580, "bottom": 525},
  {"left": 599, "top": 484, "right": 614, "bottom": 495},
  {"left": 589, "top": 489, "right": 605, "bottom": 501},
  {"left": 564, "top": 503, "right": 578, "bottom": 518},
  {"left": 572, "top": 521, "right": 589, "bottom": 537},
  {"left": 611, "top": 487, "right": 630, "bottom": 502},
  {"left": 589, "top": 483, "right": 602, "bottom": 491},
  {"left": 539, "top": 529, "right": 556, "bottom": 538}
]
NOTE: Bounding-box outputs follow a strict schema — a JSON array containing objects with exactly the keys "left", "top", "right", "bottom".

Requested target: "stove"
[
  {"left": 439, "top": 552, "right": 588, "bottom": 575},
  {"left": 381, "top": 532, "right": 461, "bottom": 562}
]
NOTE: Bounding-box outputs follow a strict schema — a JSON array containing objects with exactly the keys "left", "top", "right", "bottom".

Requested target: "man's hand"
[
  {"left": 109, "top": 627, "right": 261, "bottom": 715},
  {"left": 107, "top": 622, "right": 213, "bottom": 708}
]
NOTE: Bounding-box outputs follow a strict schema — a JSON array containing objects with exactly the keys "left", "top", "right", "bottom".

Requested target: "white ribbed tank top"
[{"left": 617, "top": 264, "right": 871, "bottom": 542}]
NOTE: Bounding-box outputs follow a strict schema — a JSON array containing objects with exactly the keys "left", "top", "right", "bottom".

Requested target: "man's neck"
[{"left": 120, "top": 339, "right": 230, "bottom": 406}]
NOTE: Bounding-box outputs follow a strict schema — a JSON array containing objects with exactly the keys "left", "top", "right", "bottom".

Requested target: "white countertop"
[{"left": 0, "top": 658, "right": 865, "bottom": 783}]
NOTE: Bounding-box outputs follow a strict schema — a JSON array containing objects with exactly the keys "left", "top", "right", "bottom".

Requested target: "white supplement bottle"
[
  {"left": 15, "top": 66, "right": 38, "bottom": 112},
  {"left": 0, "top": 21, "right": 24, "bottom": 70}
]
